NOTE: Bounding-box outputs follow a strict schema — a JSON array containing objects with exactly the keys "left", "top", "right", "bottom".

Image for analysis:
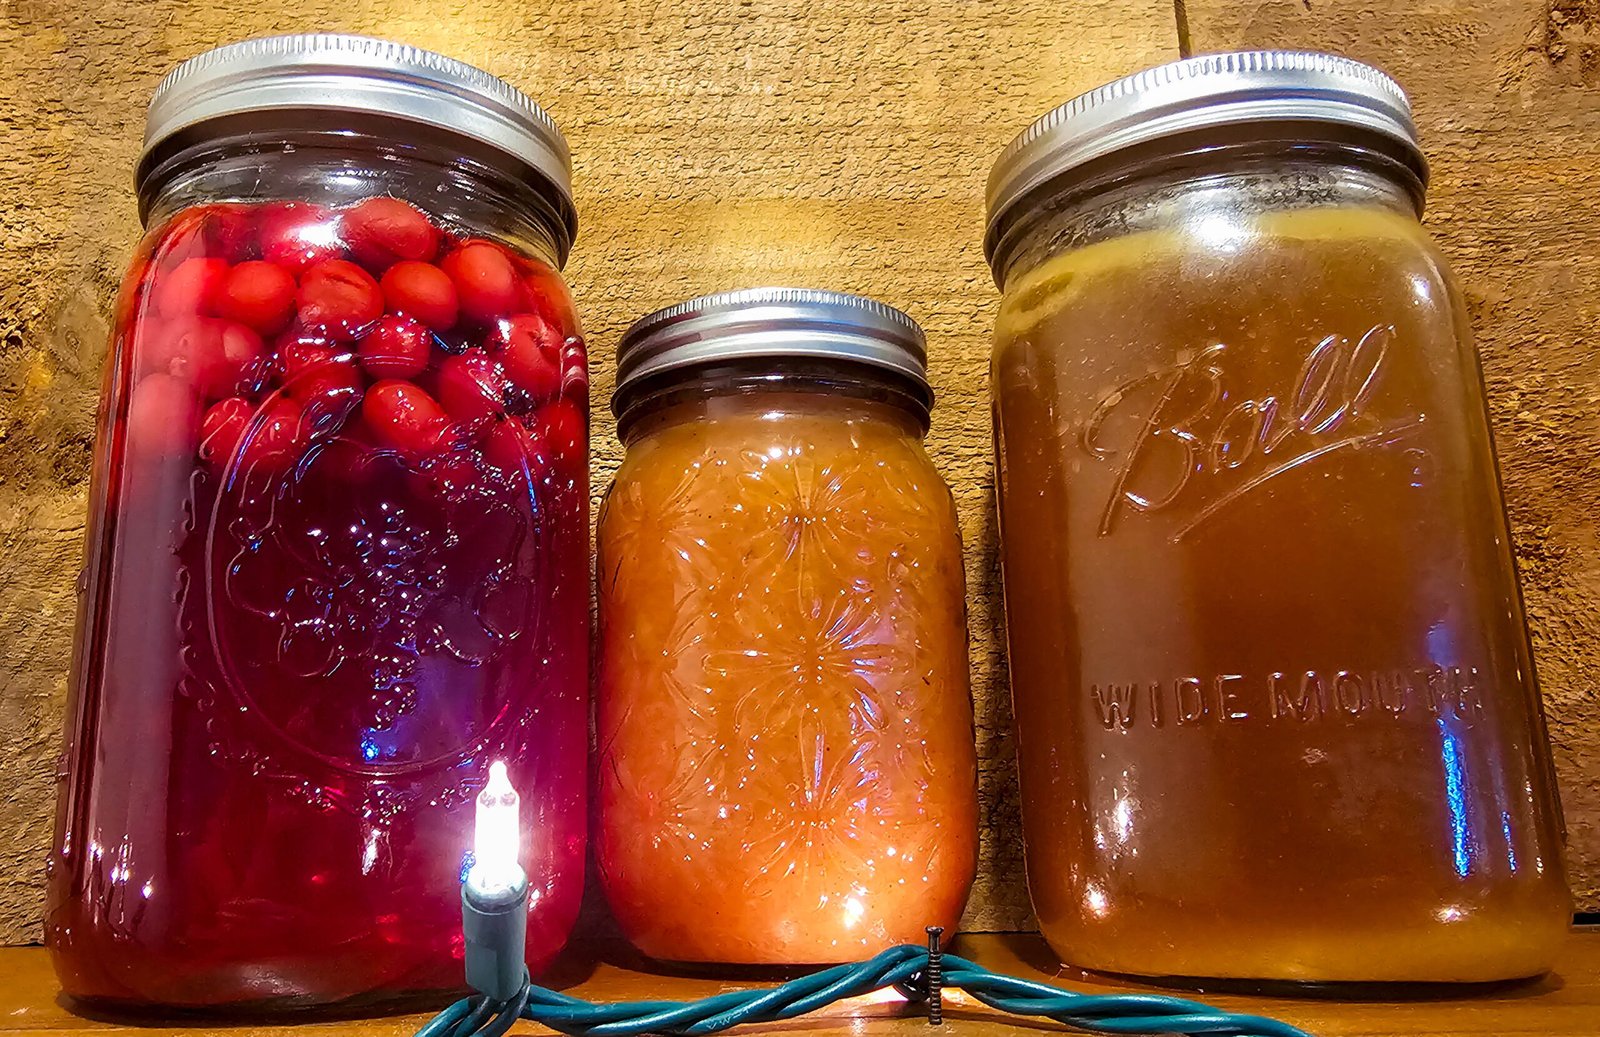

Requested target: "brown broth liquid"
[{"left": 992, "top": 205, "right": 1569, "bottom": 983}]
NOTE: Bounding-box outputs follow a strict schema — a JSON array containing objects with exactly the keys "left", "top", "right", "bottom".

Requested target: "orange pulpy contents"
[{"left": 598, "top": 388, "right": 978, "bottom": 965}]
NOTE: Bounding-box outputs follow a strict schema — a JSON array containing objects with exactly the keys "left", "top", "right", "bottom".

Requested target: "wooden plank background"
[{"left": 0, "top": 0, "right": 1594, "bottom": 946}]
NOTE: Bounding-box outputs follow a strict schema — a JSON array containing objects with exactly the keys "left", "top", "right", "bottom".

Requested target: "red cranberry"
[
  {"left": 203, "top": 205, "right": 257, "bottom": 262},
  {"left": 363, "top": 380, "right": 451, "bottom": 459},
  {"left": 258, "top": 202, "right": 343, "bottom": 275},
  {"left": 302, "top": 385, "right": 363, "bottom": 438},
  {"left": 380, "top": 260, "right": 458, "bottom": 329},
  {"left": 152, "top": 209, "right": 211, "bottom": 269},
  {"left": 343, "top": 197, "right": 440, "bottom": 271},
  {"left": 482, "top": 417, "right": 540, "bottom": 484},
  {"left": 155, "top": 257, "right": 230, "bottom": 318},
  {"left": 141, "top": 319, "right": 262, "bottom": 399},
  {"left": 435, "top": 348, "right": 506, "bottom": 424},
  {"left": 296, "top": 259, "right": 383, "bottom": 339},
  {"left": 279, "top": 336, "right": 334, "bottom": 380},
  {"left": 191, "top": 321, "right": 267, "bottom": 400},
  {"left": 238, "top": 396, "right": 305, "bottom": 472},
  {"left": 127, "top": 373, "right": 201, "bottom": 461},
  {"left": 533, "top": 398, "right": 585, "bottom": 464},
  {"left": 492, "top": 313, "right": 563, "bottom": 402},
  {"left": 504, "top": 346, "right": 560, "bottom": 404},
  {"left": 515, "top": 260, "right": 578, "bottom": 335},
  {"left": 279, "top": 337, "right": 364, "bottom": 401},
  {"left": 358, "top": 315, "right": 432, "bottom": 380},
  {"left": 439, "top": 240, "right": 518, "bottom": 324},
  {"left": 559, "top": 339, "right": 590, "bottom": 399},
  {"left": 217, "top": 261, "right": 296, "bottom": 334},
  {"left": 284, "top": 346, "right": 364, "bottom": 434},
  {"left": 491, "top": 312, "right": 563, "bottom": 355},
  {"left": 199, "top": 397, "right": 253, "bottom": 467},
  {"left": 136, "top": 318, "right": 191, "bottom": 379}
]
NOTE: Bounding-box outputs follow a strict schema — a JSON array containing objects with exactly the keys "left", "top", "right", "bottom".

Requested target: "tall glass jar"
[
  {"left": 48, "top": 36, "right": 589, "bottom": 1009},
  {"left": 985, "top": 52, "right": 1569, "bottom": 984},
  {"left": 597, "top": 289, "right": 978, "bottom": 965}
]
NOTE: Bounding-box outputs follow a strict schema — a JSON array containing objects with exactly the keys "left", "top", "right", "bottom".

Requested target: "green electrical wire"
[{"left": 415, "top": 941, "right": 1313, "bottom": 1037}]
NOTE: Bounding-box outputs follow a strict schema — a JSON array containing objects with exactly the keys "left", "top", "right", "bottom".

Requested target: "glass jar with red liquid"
[{"left": 47, "top": 35, "right": 589, "bottom": 1009}]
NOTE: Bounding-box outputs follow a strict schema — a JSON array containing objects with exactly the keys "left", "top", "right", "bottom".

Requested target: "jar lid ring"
[
  {"left": 138, "top": 34, "right": 576, "bottom": 255},
  {"left": 984, "top": 50, "right": 1426, "bottom": 269},
  {"left": 612, "top": 287, "right": 933, "bottom": 415}
]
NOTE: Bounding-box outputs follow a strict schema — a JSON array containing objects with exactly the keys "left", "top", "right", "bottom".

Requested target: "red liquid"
[{"left": 48, "top": 201, "right": 589, "bottom": 1008}]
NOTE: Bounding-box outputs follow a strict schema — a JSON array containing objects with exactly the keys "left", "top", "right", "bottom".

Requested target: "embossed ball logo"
[{"left": 1081, "top": 325, "right": 1423, "bottom": 541}]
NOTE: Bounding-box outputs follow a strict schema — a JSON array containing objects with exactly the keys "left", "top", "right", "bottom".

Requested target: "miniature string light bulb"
[
  {"left": 461, "top": 761, "right": 529, "bottom": 1002},
  {"left": 471, "top": 761, "right": 523, "bottom": 895}
]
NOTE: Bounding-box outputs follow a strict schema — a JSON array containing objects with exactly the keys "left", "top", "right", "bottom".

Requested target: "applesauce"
[
  {"left": 986, "top": 52, "right": 1569, "bottom": 983},
  {"left": 597, "top": 290, "right": 978, "bottom": 964}
]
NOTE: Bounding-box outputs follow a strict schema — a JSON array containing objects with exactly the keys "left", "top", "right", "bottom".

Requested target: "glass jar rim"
[
  {"left": 984, "top": 50, "right": 1428, "bottom": 271},
  {"left": 135, "top": 34, "right": 576, "bottom": 257},
  {"left": 612, "top": 287, "right": 934, "bottom": 415}
]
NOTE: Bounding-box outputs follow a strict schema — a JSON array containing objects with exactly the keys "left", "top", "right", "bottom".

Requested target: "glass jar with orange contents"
[{"left": 597, "top": 288, "right": 978, "bottom": 965}]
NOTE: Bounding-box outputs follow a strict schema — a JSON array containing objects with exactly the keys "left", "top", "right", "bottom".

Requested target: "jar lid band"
[
  {"left": 985, "top": 50, "right": 1426, "bottom": 265},
  {"left": 138, "top": 34, "right": 575, "bottom": 252},
  {"left": 612, "top": 287, "right": 932, "bottom": 413}
]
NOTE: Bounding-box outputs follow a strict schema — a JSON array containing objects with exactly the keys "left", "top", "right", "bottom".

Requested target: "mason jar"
[
  {"left": 48, "top": 35, "right": 589, "bottom": 1008},
  {"left": 985, "top": 51, "right": 1569, "bottom": 983},
  {"left": 597, "top": 289, "right": 978, "bottom": 964}
]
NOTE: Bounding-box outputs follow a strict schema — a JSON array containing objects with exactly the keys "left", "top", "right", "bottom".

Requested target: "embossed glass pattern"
[
  {"left": 988, "top": 63, "right": 1570, "bottom": 983},
  {"left": 598, "top": 351, "right": 978, "bottom": 965},
  {"left": 48, "top": 44, "right": 587, "bottom": 1009}
]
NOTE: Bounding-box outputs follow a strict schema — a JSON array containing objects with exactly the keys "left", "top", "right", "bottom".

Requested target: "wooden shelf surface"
[{"left": 1, "top": 930, "right": 1596, "bottom": 1036}]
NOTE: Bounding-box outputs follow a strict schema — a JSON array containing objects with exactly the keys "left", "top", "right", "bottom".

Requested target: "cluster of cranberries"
[{"left": 120, "top": 196, "right": 585, "bottom": 489}]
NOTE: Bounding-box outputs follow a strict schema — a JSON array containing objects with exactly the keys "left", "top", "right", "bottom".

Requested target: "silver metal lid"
[
  {"left": 986, "top": 50, "right": 1424, "bottom": 258},
  {"left": 140, "top": 34, "right": 575, "bottom": 246},
  {"left": 613, "top": 287, "right": 931, "bottom": 411}
]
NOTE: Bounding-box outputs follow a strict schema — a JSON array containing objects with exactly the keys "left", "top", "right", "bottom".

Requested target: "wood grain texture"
[
  {"left": 2, "top": 930, "right": 1599, "bottom": 1035},
  {"left": 4, "top": 0, "right": 1598, "bottom": 950},
  {"left": 1181, "top": 0, "right": 1600, "bottom": 927},
  {"left": 0, "top": 0, "right": 1177, "bottom": 943}
]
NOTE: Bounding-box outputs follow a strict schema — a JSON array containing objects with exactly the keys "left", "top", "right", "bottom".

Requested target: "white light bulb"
[{"left": 468, "top": 760, "right": 524, "bottom": 897}]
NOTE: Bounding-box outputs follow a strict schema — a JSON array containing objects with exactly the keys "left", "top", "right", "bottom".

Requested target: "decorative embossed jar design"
[
  {"left": 985, "top": 52, "right": 1570, "bottom": 984},
  {"left": 597, "top": 289, "right": 978, "bottom": 964},
  {"left": 48, "top": 37, "right": 588, "bottom": 1008}
]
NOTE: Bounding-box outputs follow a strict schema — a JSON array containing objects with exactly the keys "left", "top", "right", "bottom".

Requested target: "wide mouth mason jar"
[
  {"left": 596, "top": 288, "right": 979, "bottom": 965},
  {"left": 985, "top": 52, "right": 1570, "bottom": 984},
  {"left": 48, "top": 35, "right": 589, "bottom": 1009}
]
